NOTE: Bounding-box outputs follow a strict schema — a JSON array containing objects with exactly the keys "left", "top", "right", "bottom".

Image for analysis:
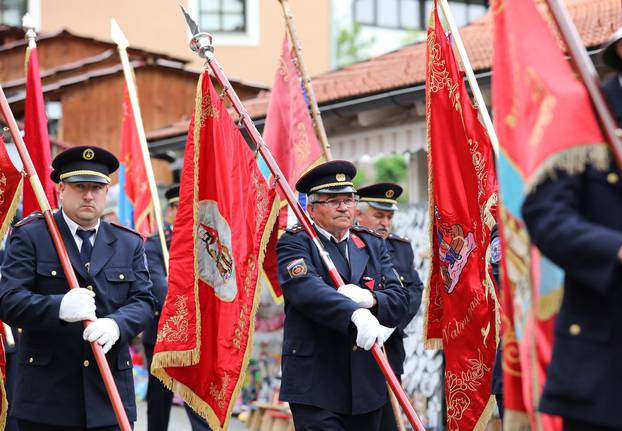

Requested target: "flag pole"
[
  {"left": 543, "top": 0, "right": 622, "bottom": 169},
  {"left": 436, "top": 0, "right": 500, "bottom": 157},
  {"left": 0, "top": 85, "right": 132, "bottom": 431},
  {"left": 179, "top": 8, "right": 425, "bottom": 431},
  {"left": 277, "top": 0, "right": 333, "bottom": 161},
  {"left": 110, "top": 19, "right": 169, "bottom": 272}
]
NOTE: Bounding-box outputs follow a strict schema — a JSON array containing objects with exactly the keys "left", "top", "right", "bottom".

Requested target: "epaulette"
[
  {"left": 110, "top": 222, "right": 144, "bottom": 238},
  {"left": 286, "top": 224, "right": 305, "bottom": 234},
  {"left": 13, "top": 212, "right": 44, "bottom": 228},
  {"left": 350, "top": 225, "right": 384, "bottom": 239},
  {"left": 388, "top": 233, "right": 411, "bottom": 244}
]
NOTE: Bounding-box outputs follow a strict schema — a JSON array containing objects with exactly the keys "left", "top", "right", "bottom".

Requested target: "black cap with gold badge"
[
  {"left": 602, "top": 26, "right": 622, "bottom": 71},
  {"left": 50, "top": 146, "right": 119, "bottom": 184},
  {"left": 295, "top": 160, "right": 357, "bottom": 194},
  {"left": 357, "top": 182, "right": 403, "bottom": 211},
  {"left": 165, "top": 184, "right": 180, "bottom": 206}
]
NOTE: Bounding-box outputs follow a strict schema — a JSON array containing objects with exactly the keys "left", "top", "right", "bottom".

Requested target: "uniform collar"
[
  {"left": 62, "top": 209, "right": 100, "bottom": 237},
  {"left": 313, "top": 222, "right": 349, "bottom": 243}
]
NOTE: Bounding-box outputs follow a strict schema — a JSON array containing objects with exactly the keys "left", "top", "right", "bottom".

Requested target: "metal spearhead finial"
[
  {"left": 110, "top": 18, "right": 129, "bottom": 50},
  {"left": 179, "top": 4, "right": 214, "bottom": 58}
]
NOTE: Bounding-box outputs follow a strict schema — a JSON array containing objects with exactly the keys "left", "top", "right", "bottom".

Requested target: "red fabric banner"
[
  {"left": 23, "top": 46, "right": 57, "bottom": 216},
  {"left": 424, "top": 4, "right": 499, "bottom": 430},
  {"left": 0, "top": 134, "right": 23, "bottom": 241},
  {"left": 151, "top": 72, "right": 278, "bottom": 431},
  {"left": 119, "top": 88, "right": 153, "bottom": 235},
  {"left": 492, "top": 0, "right": 604, "bottom": 428},
  {"left": 261, "top": 34, "right": 325, "bottom": 302}
]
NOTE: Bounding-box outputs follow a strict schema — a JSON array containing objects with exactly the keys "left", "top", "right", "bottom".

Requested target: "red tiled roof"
[
  {"left": 243, "top": 0, "right": 620, "bottom": 118},
  {"left": 147, "top": 0, "right": 621, "bottom": 141}
]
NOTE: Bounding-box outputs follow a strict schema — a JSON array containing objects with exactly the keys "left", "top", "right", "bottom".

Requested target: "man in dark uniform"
[
  {"left": 522, "top": 29, "right": 622, "bottom": 431},
  {"left": 355, "top": 182, "right": 423, "bottom": 431},
  {"left": 143, "top": 185, "right": 212, "bottom": 431},
  {"left": 0, "top": 146, "right": 155, "bottom": 431},
  {"left": 276, "top": 161, "right": 410, "bottom": 431}
]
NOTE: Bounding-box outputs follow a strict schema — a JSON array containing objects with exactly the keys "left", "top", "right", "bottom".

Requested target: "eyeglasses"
[{"left": 312, "top": 198, "right": 359, "bottom": 209}]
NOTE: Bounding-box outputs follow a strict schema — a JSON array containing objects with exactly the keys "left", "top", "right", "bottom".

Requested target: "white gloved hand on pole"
[
  {"left": 338, "top": 283, "right": 375, "bottom": 309},
  {"left": 83, "top": 318, "right": 120, "bottom": 354},
  {"left": 351, "top": 308, "right": 385, "bottom": 350},
  {"left": 59, "top": 288, "right": 96, "bottom": 323}
]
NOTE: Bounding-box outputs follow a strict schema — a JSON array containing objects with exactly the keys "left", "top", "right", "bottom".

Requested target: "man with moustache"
[
  {"left": 276, "top": 161, "right": 410, "bottom": 431},
  {"left": 0, "top": 146, "right": 154, "bottom": 430},
  {"left": 356, "top": 182, "right": 423, "bottom": 431}
]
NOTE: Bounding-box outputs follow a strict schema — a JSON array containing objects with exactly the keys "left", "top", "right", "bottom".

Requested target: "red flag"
[
  {"left": 0, "top": 134, "right": 22, "bottom": 430},
  {"left": 261, "top": 34, "right": 325, "bottom": 302},
  {"left": 424, "top": 3, "right": 499, "bottom": 430},
  {"left": 0, "top": 323, "right": 7, "bottom": 430},
  {"left": 23, "top": 46, "right": 57, "bottom": 216},
  {"left": 492, "top": 0, "right": 604, "bottom": 428},
  {"left": 151, "top": 72, "right": 278, "bottom": 431},
  {"left": 119, "top": 88, "right": 153, "bottom": 235}
]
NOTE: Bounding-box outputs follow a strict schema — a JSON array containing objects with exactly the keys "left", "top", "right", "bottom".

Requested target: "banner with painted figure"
[
  {"left": 151, "top": 72, "right": 278, "bottom": 431},
  {"left": 424, "top": 2, "right": 499, "bottom": 430},
  {"left": 492, "top": 0, "right": 606, "bottom": 429}
]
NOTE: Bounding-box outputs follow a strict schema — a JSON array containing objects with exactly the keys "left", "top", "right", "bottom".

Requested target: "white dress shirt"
[{"left": 62, "top": 210, "right": 100, "bottom": 251}]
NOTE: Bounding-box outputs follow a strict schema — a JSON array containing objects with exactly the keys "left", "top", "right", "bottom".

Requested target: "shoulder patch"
[
  {"left": 286, "top": 258, "right": 308, "bottom": 278},
  {"left": 490, "top": 237, "right": 502, "bottom": 264},
  {"left": 286, "top": 224, "right": 305, "bottom": 234},
  {"left": 110, "top": 222, "right": 144, "bottom": 238},
  {"left": 388, "top": 233, "right": 411, "bottom": 244},
  {"left": 350, "top": 225, "right": 384, "bottom": 239},
  {"left": 13, "top": 212, "right": 44, "bottom": 228}
]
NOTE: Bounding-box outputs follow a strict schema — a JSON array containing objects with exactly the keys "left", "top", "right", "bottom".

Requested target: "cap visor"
[
  {"left": 62, "top": 175, "right": 109, "bottom": 184},
  {"left": 369, "top": 201, "right": 398, "bottom": 211},
  {"left": 314, "top": 186, "right": 357, "bottom": 194}
]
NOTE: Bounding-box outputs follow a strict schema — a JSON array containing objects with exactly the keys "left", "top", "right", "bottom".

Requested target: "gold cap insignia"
[
  {"left": 335, "top": 173, "right": 346, "bottom": 182},
  {"left": 385, "top": 189, "right": 395, "bottom": 198},
  {"left": 83, "top": 148, "right": 95, "bottom": 161}
]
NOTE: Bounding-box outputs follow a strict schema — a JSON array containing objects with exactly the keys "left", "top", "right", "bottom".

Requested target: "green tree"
[
  {"left": 336, "top": 22, "right": 376, "bottom": 67},
  {"left": 374, "top": 154, "right": 408, "bottom": 183}
]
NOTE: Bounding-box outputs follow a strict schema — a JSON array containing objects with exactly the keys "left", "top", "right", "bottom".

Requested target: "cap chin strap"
[{"left": 59, "top": 170, "right": 111, "bottom": 183}]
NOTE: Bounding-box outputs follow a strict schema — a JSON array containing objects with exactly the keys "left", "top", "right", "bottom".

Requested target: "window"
[
  {"left": 199, "top": 0, "right": 246, "bottom": 33},
  {"left": 354, "top": 0, "right": 488, "bottom": 30},
  {"left": 0, "top": 0, "right": 27, "bottom": 27}
]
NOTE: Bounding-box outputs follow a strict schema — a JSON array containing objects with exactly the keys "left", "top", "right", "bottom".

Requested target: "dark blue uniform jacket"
[
  {"left": 0, "top": 211, "right": 155, "bottom": 428},
  {"left": 276, "top": 224, "right": 410, "bottom": 415},
  {"left": 384, "top": 234, "right": 423, "bottom": 376},
  {"left": 522, "top": 77, "right": 622, "bottom": 428}
]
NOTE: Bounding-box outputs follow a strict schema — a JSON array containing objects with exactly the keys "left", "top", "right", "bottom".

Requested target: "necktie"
[
  {"left": 332, "top": 238, "right": 349, "bottom": 262},
  {"left": 77, "top": 229, "right": 95, "bottom": 270}
]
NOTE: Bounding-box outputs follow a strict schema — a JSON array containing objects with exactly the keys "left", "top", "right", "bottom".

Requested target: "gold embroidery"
[
  {"left": 278, "top": 56, "right": 291, "bottom": 82},
  {"left": 199, "top": 88, "right": 219, "bottom": 127},
  {"left": 157, "top": 295, "right": 190, "bottom": 343},
  {"left": 525, "top": 66, "right": 556, "bottom": 147},
  {"left": 446, "top": 349, "right": 491, "bottom": 431},
  {"left": 232, "top": 303, "right": 249, "bottom": 350},
  {"left": 209, "top": 372, "right": 231, "bottom": 410},
  {"left": 0, "top": 173, "right": 7, "bottom": 205},
  {"left": 294, "top": 122, "right": 311, "bottom": 167},
  {"left": 243, "top": 254, "right": 257, "bottom": 296}
]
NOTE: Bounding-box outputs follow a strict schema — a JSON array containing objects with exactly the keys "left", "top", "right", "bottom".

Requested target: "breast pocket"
[
  {"left": 36, "top": 261, "right": 68, "bottom": 294},
  {"left": 103, "top": 267, "right": 135, "bottom": 303}
]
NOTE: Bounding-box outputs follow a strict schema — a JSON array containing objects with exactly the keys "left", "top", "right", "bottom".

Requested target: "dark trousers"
[
  {"left": 564, "top": 418, "right": 622, "bottom": 431},
  {"left": 379, "top": 400, "right": 398, "bottom": 431},
  {"left": 495, "top": 393, "right": 504, "bottom": 419},
  {"left": 17, "top": 420, "right": 126, "bottom": 431},
  {"left": 290, "top": 403, "right": 383, "bottom": 431},
  {"left": 144, "top": 344, "right": 212, "bottom": 431}
]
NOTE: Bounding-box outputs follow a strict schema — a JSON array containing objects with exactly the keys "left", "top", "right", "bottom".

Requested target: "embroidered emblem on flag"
[{"left": 287, "top": 258, "right": 307, "bottom": 278}]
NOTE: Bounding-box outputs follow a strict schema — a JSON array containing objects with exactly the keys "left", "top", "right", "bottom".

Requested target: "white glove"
[
  {"left": 351, "top": 308, "right": 385, "bottom": 351},
  {"left": 83, "top": 318, "right": 120, "bottom": 354},
  {"left": 59, "top": 288, "right": 96, "bottom": 323},
  {"left": 380, "top": 325, "right": 396, "bottom": 343},
  {"left": 337, "top": 284, "right": 374, "bottom": 309}
]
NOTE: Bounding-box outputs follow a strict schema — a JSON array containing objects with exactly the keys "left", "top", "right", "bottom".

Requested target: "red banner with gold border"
[
  {"left": 151, "top": 72, "right": 278, "bottom": 431},
  {"left": 423, "top": 3, "right": 499, "bottom": 430},
  {"left": 261, "top": 34, "right": 325, "bottom": 303}
]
